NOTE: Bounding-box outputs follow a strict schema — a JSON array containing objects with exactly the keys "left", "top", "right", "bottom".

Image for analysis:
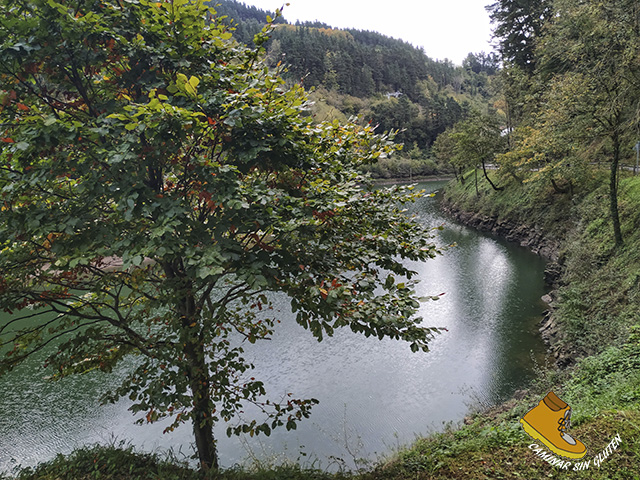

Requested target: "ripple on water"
[{"left": 0, "top": 181, "right": 550, "bottom": 472}]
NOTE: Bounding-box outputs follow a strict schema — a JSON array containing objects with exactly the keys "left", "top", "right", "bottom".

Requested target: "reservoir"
[{"left": 0, "top": 180, "right": 549, "bottom": 473}]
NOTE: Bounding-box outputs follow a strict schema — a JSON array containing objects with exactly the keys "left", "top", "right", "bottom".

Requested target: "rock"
[
  {"left": 554, "top": 347, "right": 575, "bottom": 368},
  {"left": 512, "top": 389, "right": 528, "bottom": 400},
  {"left": 541, "top": 294, "right": 553, "bottom": 305},
  {"left": 440, "top": 199, "right": 560, "bottom": 261},
  {"left": 544, "top": 262, "right": 563, "bottom": 287}
]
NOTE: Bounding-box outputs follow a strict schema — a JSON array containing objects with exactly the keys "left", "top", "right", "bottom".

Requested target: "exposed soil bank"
[{"left": 440, "top": 199, "right": 561, "bottom": 261}]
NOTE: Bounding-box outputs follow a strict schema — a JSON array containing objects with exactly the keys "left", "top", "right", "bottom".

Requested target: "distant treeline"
[{"left": 209, "top": 0, "right": 500, "bottom": 158}]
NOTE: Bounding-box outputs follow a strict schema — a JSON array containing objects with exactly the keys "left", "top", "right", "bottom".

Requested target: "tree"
[
  {"left": 457, "top": 113, "right": 506, "bottom": 191},
  {"left": 535, "top": 0, "right": 640, "bottom": 246},
  {"left": 487, "top": 0, "right": 552, "bottom": 133},
  {"left": 463, "top": 52, "right": 500, "bottom": 76},
  {"left": 486, "top": 0, "right": 553, "bottom": 73},
  {"left": 433, "top": 126, "right": 467, "bottom": 184},
  {"left": 0, "top": 0, "right": 442, "bottom": 471},
  {"left": 498, "top": 116, "right": 589, "bottom": 198},
  {"left": 434, "top": 113, "right": 506, "bottom": 192},
  {"left": 368, "top": 96, "right": 421, "bottom": 146}
]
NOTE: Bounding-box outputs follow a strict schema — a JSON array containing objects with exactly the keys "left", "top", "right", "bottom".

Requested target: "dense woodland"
[
  {"left": 436, "top": 0, "right": 640, "bottom": 249},
  {"left": 214, "top": 0, "right": 640, "bottom": 224},
  {"left": 210, "top": 0, "right": 501, "bottom": 178}
]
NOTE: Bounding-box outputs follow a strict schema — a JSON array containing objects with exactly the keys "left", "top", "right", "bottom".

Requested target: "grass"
[
  {"left": 1, "top": 444, "right": 195, "bottom": 480},
  {"left": 375, "top": 408, "right": 640, "bottom": 479},
  {"left": 1, "top": 443, "right": 350, "bottom": 480}
]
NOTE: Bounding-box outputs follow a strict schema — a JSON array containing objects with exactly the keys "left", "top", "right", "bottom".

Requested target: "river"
[{"left": 0, "top": 180, "right": 550, "bottom": 473}]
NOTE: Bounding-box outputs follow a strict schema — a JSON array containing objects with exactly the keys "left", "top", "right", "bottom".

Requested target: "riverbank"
[
  {"left": 402, "top": 171, "right": 640, "bottom": 475},
  {"left": 6, "top": 407, "right": 640, "bottom": 479},
  {"left": 439, "top": 191, "right": 572, "bottom": 367},
  {"left": 441, "top": 171, "right": 640, "bottom": 361}
]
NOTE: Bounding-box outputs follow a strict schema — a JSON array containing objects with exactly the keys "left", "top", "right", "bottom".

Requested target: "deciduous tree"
[
  {"left": 0, "top": 0, "right": 441, "bottom": 470},
  {"left": 536, "top": 0, "right": 640, "bottom": 246},
  {"left": 433, "top": 112, "right": 506, "bottom": 192}
]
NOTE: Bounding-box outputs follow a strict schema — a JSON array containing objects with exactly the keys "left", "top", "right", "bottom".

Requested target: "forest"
[
  {"left": 211, "top": 0, "right": 500, "bottom": 178},
  {"left": 438, "top": 0, "right": 639, "bottom": 248}
]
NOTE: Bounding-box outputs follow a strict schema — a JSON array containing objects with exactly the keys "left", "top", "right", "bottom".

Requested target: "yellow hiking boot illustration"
[{"left": 520, "top": 391, "right": 586, "bottom": 459}]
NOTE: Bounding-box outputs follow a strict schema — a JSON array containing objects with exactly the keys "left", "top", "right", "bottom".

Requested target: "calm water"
[{"left": 0, "top": 181, "right": 550, "bottom": 473}]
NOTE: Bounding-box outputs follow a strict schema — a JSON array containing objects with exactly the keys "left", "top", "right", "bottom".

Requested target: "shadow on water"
[{"left": 0, "top": 180, "right": 551, "bottom": 473}]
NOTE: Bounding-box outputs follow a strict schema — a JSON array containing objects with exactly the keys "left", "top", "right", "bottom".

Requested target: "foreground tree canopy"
[{"left": 0, "top": 0, "right": 442, "bottom": 470}]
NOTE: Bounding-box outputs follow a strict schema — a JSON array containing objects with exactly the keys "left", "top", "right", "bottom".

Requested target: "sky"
[{"left": 235, "top": 0, "right": 496, "bottom": 65}]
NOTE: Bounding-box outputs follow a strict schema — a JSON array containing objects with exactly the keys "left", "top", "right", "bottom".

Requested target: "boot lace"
[
  {"left": 558, "top": 410, "right": 577, "bottom": 445},
  {"left": 558, "top": 413, "right": 571, "bottom": 432}
]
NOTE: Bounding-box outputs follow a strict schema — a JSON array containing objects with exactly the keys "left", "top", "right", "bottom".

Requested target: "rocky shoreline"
[{"left": 439, "top": 198, "right": 575, "bottom": 368}]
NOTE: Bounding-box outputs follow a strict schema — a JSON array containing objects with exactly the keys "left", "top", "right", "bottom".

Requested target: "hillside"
[
  {"left": 208, "top": 1, "right": 640, "bottom": 477},
  {"left": 207, "top": 0, "right": 499, "bottom": 179},
  {"left": 417, "top": 0, "right": 640, "bottom": 475}
]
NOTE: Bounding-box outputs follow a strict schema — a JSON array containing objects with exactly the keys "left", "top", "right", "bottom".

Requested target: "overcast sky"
[{"left": 234, "top": 0, "right": 496, "bottom": 65}]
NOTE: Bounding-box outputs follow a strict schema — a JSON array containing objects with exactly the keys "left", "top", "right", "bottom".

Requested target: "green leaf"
[
  {"left": 385, "top": 274, "right": 395, "bottom": 289},
  {"left": 0, "top": 0, "right": 443, "bottom": 466}
]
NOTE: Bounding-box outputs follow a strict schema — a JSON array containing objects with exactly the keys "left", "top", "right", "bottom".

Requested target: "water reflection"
[{"left": 0, "top": 181, "right": 549, "bottom": 473}]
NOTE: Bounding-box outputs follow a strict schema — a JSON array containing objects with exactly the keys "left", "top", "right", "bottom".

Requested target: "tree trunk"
[
  {"left": 167, "top": 261, "right": 219, "bottom": 471},
  {"left": 505, "top": 101, "right": 514, "bottom": 150},
  {"left": 190, "top": 369, "right": 218, "bottom": 471},
  {"left": 610, "top": 133, "right": 623, "bottom": 247},
  {"left": 481, "top": 159, "right": 503, "bottom": 191},
  {"left": 550, "top": 178, "right": 569, "bottom": 194},
  {"left": 509, "top": 171, "right": 523, "bottom": 184},
  {"left": 474, "top": 167, "right": 479, "bottom": 196},
  {"left": 184, "top": 327, "right": 219, "bottom": 470}
]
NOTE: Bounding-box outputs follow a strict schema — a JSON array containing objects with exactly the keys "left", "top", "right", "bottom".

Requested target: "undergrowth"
[{"left": 1, "top": 442, "right": 349, "bottom": 480}]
